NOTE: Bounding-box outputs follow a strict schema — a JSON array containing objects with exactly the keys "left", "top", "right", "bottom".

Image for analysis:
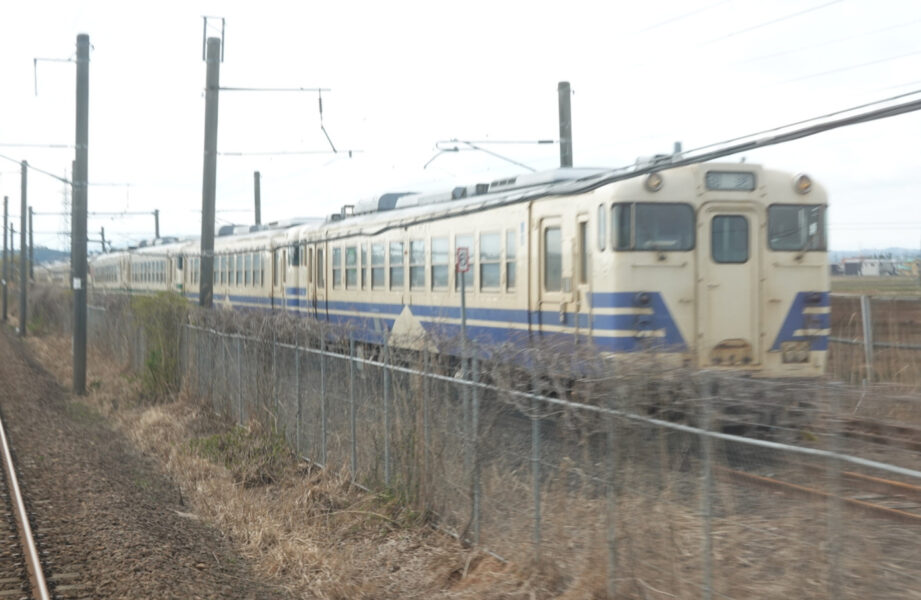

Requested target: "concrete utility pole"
[
  {"left": 199, "top": 36, "right": 221, "bottom": 308},
  {"left": 100, "top": 226, "right": 106, "bottom": 253},
  {"left": 28, "top": 206, "right": 33, "bottom": 280},
  {"left": 253, "top": 171, "right": 261, "bottom": 226},
  {"left": 153, "top": 208, "right": 160, "bottom": 240},
  {"left": 558, "top": 81, "right": 573, "bottom": 168},
  {"left": 72, "top": 33, "right": 90, "bottom": 394},
  {"left": 2, "top": 196, "right": 7, "bottom": 321},
  {"left": 19, "top": 161, "right": 27, "bottom": 337}
]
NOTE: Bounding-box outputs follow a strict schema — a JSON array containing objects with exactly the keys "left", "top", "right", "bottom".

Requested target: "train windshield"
[
  {"left": 768, "top": 205, "right": 826, "bottom": 251},
  {"left": 612, "top": 202, "right": 694, "bottom": 251}
]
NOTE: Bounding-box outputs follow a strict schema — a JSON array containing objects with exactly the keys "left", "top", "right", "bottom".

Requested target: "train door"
[
  {"left": 310, "top": 243, "right": 327, "bottom": 319},
  {"left": 534, "top": 216, "right": 575, "bottom": 339},
  {"left": 697, "top": 203, "right": 761, "bottom": 367},
  {"left": 272, "top": 247, "right": 286, "bottom": 311},
  {"left": 574, "top": 214, "right": 592, "bottom": 341}
]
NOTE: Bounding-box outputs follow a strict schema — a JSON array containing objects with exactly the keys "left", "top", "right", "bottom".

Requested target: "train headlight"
[
  {"left": 793, "top": 173, "right": 812, "bottom": 195},
  {"left": 645, "top": 172, "right": 663, "bottom": 192}
]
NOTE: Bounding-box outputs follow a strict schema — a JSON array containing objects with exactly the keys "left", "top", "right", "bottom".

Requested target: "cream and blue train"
[{"left": 88, "top": 160, "right": 830, "bottom": 377}]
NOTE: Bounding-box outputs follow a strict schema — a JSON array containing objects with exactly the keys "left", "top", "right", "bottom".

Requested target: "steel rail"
[{"left": 0, "top": 410, "right": 51, "bottom": 600}]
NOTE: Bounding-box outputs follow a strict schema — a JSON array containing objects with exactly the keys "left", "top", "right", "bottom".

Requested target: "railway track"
[
  {"left": 718, "top": 464, "right": 921, "bottom": 524},
  {"left": 0, "top": 408, "right": 51, "bottom": 600}
]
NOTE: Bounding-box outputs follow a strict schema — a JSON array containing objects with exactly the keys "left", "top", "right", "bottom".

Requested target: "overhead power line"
[
  {"left": 701, "top": 0, "right": 844, "bottom": 46},
  {"left": 569, "top": 90, "right": 921, "bottom": 194}
]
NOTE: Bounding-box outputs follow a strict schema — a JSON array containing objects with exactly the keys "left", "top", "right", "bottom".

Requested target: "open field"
[{"left": 832, "top": 276, "right": 921, "bottom": 296}]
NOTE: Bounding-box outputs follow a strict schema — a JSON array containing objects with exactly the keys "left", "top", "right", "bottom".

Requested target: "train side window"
[
  {"left": 272, "top": 251, "right": 278, "bottom": 287},
  {"left": 597, "top": 204, "right": 606, "bottom": 251},
  {"left": 257, "top": 254, "right": 264, "bottom": 286},
  {"left": 431, "top": 237, "right": 449, "bottom": 289},
  {"left": 317, "top": 248, "right": 325, "bottom": 287},
  {"left": 578, "top": 220, "right": 589, "bottom": 283},
  {"left": 345, "top": 246, "right": 358, "bottom": 289},
  {"left": 711, "top": 215, "right": 749, "bottom": 263},
  {"left": 332, "top": 247, "right": 342, "bottom": 289},
  {"left": 244, "top": 254, "right": 252, "bottom": 286},
  {"left": 455, "top": 234, "right": 474, "bottom": 291},
  {"left": 307, "top": 248, "right": 313, "bottom": 283},
  {"left": 410, "top": 240, "right": 425, "bottom": 289},
  {"left": 612, "top": 204, "right": 632, "bottom": 250},
  {"left": 505, "top": 230, "right": 516, "bottom": 291},
  {"left": 235, "top": 254, "right": 242, "bottom": 286},
  {"left": 768, "top": 205, "right": 826, "bottom": 251},
  {"left": 390, "top": 242, "right": 405, "bottom": 290},
  {"left": 371, "top": 243, "right": 385, "bottom": 289},
  {"left": 635, "top": 203, "right": 694, "bottom": 250},
  {"left": 479, "top": 232, "right": 501, "bottom": 290},
  {"left": 291, "top": 245, "right": 300, "bottom": 267},
  {"left": 544, "top": 226, "right": 562, "bottom": 292},
  {"left": 361, "top": 244, "right": 368, "bottom": 289}
]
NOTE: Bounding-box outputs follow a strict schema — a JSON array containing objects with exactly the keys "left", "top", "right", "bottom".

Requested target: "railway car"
[{"left": 88, "top": 159, "right": 829, "bottom": 377}]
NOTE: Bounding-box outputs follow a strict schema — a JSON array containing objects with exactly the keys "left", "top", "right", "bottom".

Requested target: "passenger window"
[
  {"left": 711, "top": 215, "right": 749, "bottom": 263},
  {"left": 455, "top": 234, "right": 474, "bottom": 291},
  {"left": 612, "top": 204, "right": 632, "bottom": 250},
  {"left": 244, "top": 254, "right": 252, "bottom": 286},
  {"left": 431, "top": 237, "right": 449, "bottom": 289},
  {"left": 371, "top": 243, "right": 385, "bottom": 289},
  {"left": 332, "top": 247, "right": 342, "bottom": 288},
  {"left": 410, "top": 241, "right": 425, "bottom": 289},
  {"left": 390, "top": 242, "right": 404, "bottom": 290},
  {"left": 345, "top": 246, "right": 358, "bottom": 289},
  {"left": 479, "top": 232, "right": 501, "bottom": 290},
  {"left": 544, "top": 226, "right": 562, "bottom": 292}
]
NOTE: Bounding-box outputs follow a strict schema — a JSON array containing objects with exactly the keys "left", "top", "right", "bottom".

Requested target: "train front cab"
[{"left": 695, "top": 166, "right": 828, "bottom": 377}]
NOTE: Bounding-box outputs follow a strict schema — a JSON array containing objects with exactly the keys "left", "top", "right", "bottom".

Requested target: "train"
[{"left": 80, "top": 159, "right": 829, "bottom": 377}]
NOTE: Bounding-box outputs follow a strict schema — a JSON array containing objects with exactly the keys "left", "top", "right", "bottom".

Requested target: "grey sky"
[{"left": 2, "top": 0, "right": 920, "bottom": 252}]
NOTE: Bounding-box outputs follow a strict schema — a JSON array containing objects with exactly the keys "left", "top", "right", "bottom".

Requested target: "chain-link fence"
[
  {"left": 829, "top": 294, "right": 921, "bottom": 386},
  {"left": 79, "top": 301, "right": 921, "bottom": 599}
]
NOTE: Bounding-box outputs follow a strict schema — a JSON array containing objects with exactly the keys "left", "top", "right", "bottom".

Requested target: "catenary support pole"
[
  {"left": 72, "top": 33, "right": 90, "bottom": 393},
  {"left": 100, "top": 227, "right": 106, "bottom": 253},
  {"left": 558, "top": 81, "right": 573, "bottom": 168},
  {"left": 19, "top": 161, "right": 27, "bottom": 337},
  {"left": 153, "top": 209, "right": 160, "bottom": 240},
  {"left": 199, "top": 37, "right": 221, "bottom": 308}
]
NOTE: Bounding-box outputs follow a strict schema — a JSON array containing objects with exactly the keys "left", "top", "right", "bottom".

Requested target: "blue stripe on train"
[{"left": 770, "top": 291, "right": 830, "bottom": 351}]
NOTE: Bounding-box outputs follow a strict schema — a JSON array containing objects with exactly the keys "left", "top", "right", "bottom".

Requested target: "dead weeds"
[{"left": 26, "top": 333, "right": 557, "bottom": 599}]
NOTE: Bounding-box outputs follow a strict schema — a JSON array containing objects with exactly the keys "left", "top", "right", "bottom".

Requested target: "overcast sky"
[{"left": 2, "top": 0, "right": 920, "bottom": 253}]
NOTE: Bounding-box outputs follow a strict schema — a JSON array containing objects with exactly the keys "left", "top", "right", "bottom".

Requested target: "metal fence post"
[
  {"left": 384, "top": 335, "right": 391, "bottom": 487},
  {"left": 349, "top": 334, "right": 357, "bottom": 481},
  {"left": 606, "top": 392, "right": 618, "bottom": 598},
  {"left": 237, "top": 336, "right": 243, "bottom": 425},
  {"left": 530, "top": 373, "right": 542, "bottom": 563},
  {"left": 860, "top": 294, "right": 874, "bottom": 385},
  {"left": 471, "top": 352, "right": 481, "bottom": 546},
  {"left": 701, "top": 376, "right": 714, "bottom": 600},
  {"left": 272, "top": 327, "right": 278, "bottom": 419},
  {"left": 422, "top": 347, "right": 431, "bottom": 502},
  {"left": 321, "top": 332, "right": 328, "bottom": 467},
  {"left": 295, "top": 326, "right": 301, "bottom": 456},
  {"left": 826, "top": 387, "right": 842, "bottom": 597}
]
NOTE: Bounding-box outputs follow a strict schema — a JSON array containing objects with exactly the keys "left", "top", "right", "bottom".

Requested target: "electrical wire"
[{"left": 700, "top": 0, "right": 844, "bottom": 46}]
